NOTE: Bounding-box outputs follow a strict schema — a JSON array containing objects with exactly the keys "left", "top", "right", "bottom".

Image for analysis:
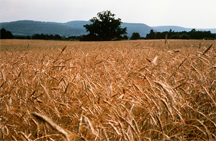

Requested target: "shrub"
[{"left": 130, "top": 32, "right": 141, "bottom": 40}]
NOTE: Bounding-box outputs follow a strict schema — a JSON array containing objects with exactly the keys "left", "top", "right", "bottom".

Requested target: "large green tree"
[{"left": 82, "top": 10, "right": 127, "bottom": 41}]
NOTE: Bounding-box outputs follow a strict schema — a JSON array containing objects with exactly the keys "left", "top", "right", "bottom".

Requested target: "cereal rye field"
[{"left": 0, "top": 39, "right": 216, "bottom": 140}]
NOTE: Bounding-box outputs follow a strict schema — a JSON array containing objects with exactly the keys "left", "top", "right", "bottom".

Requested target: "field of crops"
[{"left": 0, "top": 39, "right": 215, "bottom": 140}]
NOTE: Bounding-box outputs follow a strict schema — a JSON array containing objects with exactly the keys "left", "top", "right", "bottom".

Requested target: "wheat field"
[{"left": 0, "top": 39, "right": 216, "bottom": 140}]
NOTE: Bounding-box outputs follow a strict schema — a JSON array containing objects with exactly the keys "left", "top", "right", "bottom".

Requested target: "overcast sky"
[{"left": 0, "top": 0, "right": 215, "bottom": 28}]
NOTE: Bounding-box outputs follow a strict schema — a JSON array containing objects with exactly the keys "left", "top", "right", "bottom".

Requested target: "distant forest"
[
  {"left": 145, "top": 29, "right": 215, "bottom": 40},
  {"left": 0, "top": 28, "right": 215, "bottom": 40}
]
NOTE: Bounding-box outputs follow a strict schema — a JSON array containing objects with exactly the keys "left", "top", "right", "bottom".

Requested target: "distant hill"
[
  {"left": 0, "top": 20, "right": 86, "bottom": 36},
  {"left": 1, "top": 20, "right": 215, "bottom": 37},
  {"left": 152, "top": 26, "right": 216, "bottom": 33},
  {"left": 63, "top": 21, "right": 91, "bottom": 29},
  {"left": 152, "top": 26, "right": 192, "bottom": 32},
  {"left": 121, "top": 23, "right": 152, "bottom": 37}
]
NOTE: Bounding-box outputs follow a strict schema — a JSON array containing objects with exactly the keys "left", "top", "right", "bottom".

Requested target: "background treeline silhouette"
[
  {"left": 0, "top": 28, "right": 14, "bottom": 39},
  {"left": 1, "top": 28, "right": 215, "bottom": 40},
  {"left": 145, "top": 29, "right": 215, "bottom": 40},
  {"left": 32, "top": 34, "right": 62, "bottom": 40}
]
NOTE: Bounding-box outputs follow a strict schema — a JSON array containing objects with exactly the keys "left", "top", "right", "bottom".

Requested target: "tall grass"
[{"left": 0, "top": 39, "right": 215, "bottom": 140}]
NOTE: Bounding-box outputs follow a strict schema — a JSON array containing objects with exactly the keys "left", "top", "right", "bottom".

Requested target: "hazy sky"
[{"left": 0, "top": 0, "right": 216, "bottom": 28}]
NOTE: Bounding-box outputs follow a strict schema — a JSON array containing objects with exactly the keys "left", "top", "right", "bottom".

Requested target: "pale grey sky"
[{"left": 0, "top": 0, "right": 216, "bottom": 28}]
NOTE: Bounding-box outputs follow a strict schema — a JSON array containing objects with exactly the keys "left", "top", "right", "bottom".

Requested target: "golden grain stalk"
[{"left": 31, "top": 112, "right": 71, "bottom": 141}]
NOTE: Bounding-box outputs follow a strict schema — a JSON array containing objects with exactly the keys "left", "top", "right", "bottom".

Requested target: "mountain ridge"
[{"left": 1, "top": 20, "right": 215, "bottom": 37}]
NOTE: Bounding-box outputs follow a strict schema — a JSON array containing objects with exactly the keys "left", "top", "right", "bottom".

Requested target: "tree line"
[
  {"left": 0, "top": 28, "right": 80, "bottom": 40},
  {"left": 145, "top": 29, "right": 215, "bottom": 40},
  {"left": 1, "top": 28, "right": 215, "bottom": 41}
]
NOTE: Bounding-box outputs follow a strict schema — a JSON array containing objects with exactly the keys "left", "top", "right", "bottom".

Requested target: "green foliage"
[
  {"left": 180, "top": 34, "right": 191, "bottom": 39},
  {"left": 203, "top": 37, "right": 216, "bottom": 40},
  {"left": 14, "top": 35, "right": 31, "bottom": 39},
  {"left": 67, "top": 35, "right": 83, "bottom": 41},
  {"left": 0, "top": 28, "right": 14, "bottom": 39},
  {"left": 145, "top": 29, "right": 155, "bottom": 39},
  {"left": 169, "top": 34, "right": 191, "bottom": 39},
  {"left": 146, "top": 28, "right": 215, "bottom": 39},
  {"left": 30, "top": 34, "right": 84, "bottom": 41},
  {"left": 170, "top": 34, "right": 181, "bottom": 39},
  {"left": 130, "top": 32, "right": 141, "bottom": 40},
  {"left": 32, "top": 34, "right": 63, "bottom": 40},
  {"left": 122, "top": 35, "right": 129, "bottom": 40},
  {"left": 82, "top": 10, "right": 127, "bottom": 41}
]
